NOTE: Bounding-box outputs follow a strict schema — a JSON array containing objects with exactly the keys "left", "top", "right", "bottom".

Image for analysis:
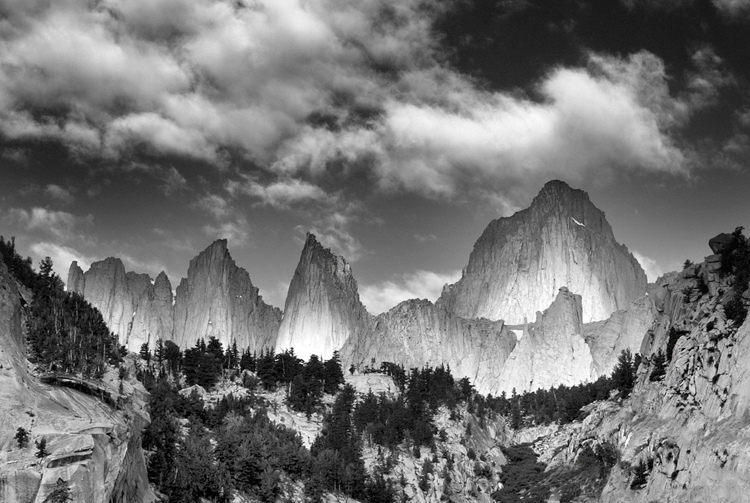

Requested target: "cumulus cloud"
[
  {"left": 360, "top": 269, "right": 462, "bottom": 315},
  {"left": 632, "top": 250, "right": 665, "bottom": 282},
  {"left": 6, "top": 207, "right": 93, "bottom": 241},
  {"left": 0, "top": 0, "right": 703, "bottom": 213}
]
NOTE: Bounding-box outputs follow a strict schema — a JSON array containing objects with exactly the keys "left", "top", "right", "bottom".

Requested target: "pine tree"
[
  {"left": 140, "top": 343, "right": 152, "bottom": 363},
  {"left": 43, "top": 478, "right": 71, "bottom": 503},
  {"left": 36, "top": 437, "right": 48, "bottom": 458},
  {"left": 15, "top": 427, "right": 29, "bottom": 448},
  {"left": 649, "top": 350, "right": 667, "bottom": 381},
  {"left": 323, "top": 351, "right": 345, "bottom": 394},
  {"left": 612, "top": 349, "right": 636, "bottom": 397}
]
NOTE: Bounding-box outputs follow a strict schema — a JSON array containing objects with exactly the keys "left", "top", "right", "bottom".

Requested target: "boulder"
[{"left": 709, "top": 232, "right": 734, "bottom": 254}]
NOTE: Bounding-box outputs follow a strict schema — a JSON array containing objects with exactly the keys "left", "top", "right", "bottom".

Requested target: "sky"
[{"left": 1, "top": 0, "right": 749, "bottom": 315}]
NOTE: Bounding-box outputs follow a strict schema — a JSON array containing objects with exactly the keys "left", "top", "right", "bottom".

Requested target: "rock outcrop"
[
  {"left": 172, "top": 239, "right": 282, "bottom": 353},
  {"left": 518, "top": 238, "right": 750, "bottom": 503},
  {"left": 584, "top": 294, "right": 657, "bottom": 376},
  {"left": 492, "top": 287, "right": 595, "bottom": 395},
  {"left": 276, "top": 233, "right": 370, "bottom": 360},
  {"left": 67, "top": 240, "right": 282, "bottom": 354},
  {"left": 67, "top": 259, "right": 169, "bottom": 352},
  {"left": 341, "top": 299, "right": 517, "bottom": 395},
  {"left": 0, "top": 260, "right": 154, "bottom": 503},
  {"left": 438, "top": 180, "right": 647, "bottom": 324}
]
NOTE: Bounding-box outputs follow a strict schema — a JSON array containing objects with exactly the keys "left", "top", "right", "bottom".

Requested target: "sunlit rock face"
[
  {"left": 530, "top": 251, "right": 750, "bottom": 503},
  {"left": 67, "top": 240, "right": 281, "bottom": 353},
  {"left": 172, "top": 239, "right": 282, "bottom": 352},
  {"left": 129, "top": 272, "right": 174, "bottom": 352},
  {"left": 584, "top": 294, "right": 657, "bottom": 376},
  {"left": 276, "top": 233, "right": 370, "bottom": 360},
  {"left": 340, "top": 298, "right": 517, "bottom": 396},
  {"left": 0, "top": 260, "right": 154, "bottom": 503},
  {"left": 438, "top": 180, "right": 647, "bottom": 324},
  {"left": 494, "top": 287, "right": 595, "bottom": 395},
  {"left": 67, "top": 258, "right": 159, "bottom": 352}
]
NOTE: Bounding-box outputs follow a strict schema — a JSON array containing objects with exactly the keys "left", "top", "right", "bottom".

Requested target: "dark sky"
[{"left": 1, "top": 0, "right": 749, "bottom": 313}]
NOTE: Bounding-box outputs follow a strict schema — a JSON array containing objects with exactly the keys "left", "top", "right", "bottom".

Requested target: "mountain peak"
[
  {"left": 276, "top": 234, "right": 368, "bottom": 360},
  {"left": 438, "top": 180, "right": 646, "bottom": 324}
]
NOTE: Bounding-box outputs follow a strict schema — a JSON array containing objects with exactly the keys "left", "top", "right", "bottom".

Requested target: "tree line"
[{"left": 1, "top": 236, "right": 122, "bottom": 378}]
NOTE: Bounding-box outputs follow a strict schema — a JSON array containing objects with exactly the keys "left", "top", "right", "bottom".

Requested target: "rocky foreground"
[{"left": 0, "top": 260, "right": 154, "bottom": 503}]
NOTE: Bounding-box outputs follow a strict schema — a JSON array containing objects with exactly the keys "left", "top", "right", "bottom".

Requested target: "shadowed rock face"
[
  {"left": 275, "top": 233, "right": 370, "bottom": 360},
  {"left": 0, "top": 260, "right": 154, "bottom": 503},
  {"left": 67, "top": 240, "right": 281, "bottom": 353},
  {"left": 438, "top": 180, "right": 647, "bottom": 324}
]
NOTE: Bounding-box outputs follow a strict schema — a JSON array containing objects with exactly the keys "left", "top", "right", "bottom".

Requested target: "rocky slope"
[
  {"left": 438, "top": 180, "right": 647, "bottom": 324},
  {"left": 517, "top": 238, "right": 750, "bottom": 502},
  {"left": 68, "top": 240, "right": 282, "bottom": 353},
  {"left": 0, "top": 260, "right": 154, "bottom": 503},
  {"left": 341, "top": 298, "right": 517, "bottom": 395},
  {"left": 275, "top": 233, "right": 371, "bottom": 360}
]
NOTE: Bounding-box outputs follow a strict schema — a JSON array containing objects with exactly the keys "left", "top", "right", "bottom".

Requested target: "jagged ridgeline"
[
  {"left": 65, "top": 180, "right": 650, "bottom": 396},
  {"left": 3, "top": 205, "right": 750, "bottom": 502}
]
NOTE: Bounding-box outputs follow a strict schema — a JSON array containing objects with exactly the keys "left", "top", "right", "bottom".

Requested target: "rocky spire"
[
  {"left": 275, "top": 233, "right": 371, "bottom": 360},
  {"left": 172, "top": 239, "right": 282, "bottom": 352},
  {"left": 438, "top": 179, "right": 647, "bottom": 324},
  {"left": 66, "top": 239, "right": 281, "bottom": 353}
]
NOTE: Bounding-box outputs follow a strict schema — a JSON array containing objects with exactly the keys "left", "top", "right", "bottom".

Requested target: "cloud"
[
  {"left": 684, "top": 45, "right": 736, "bottom": 110},
  {"left": 360, "top": 269, "right": 462, "bottom": 315},
  {"left": 712, "top": 0, "right": 750, "bottom": 17},
  {"left": 414, "top": 233, "right": 437, "bottom": 243},
  {"left": 227, "top": 176, "right": 330, "bottom": 208},
  {"left": 295, "top": 203, "right": 366, "bottom": 262},
  {"left": 160, "top": 166, "right": 188, "bottom": 195},
  {"left": 632, "top": 250, "right": 665, "bottom": 282},
  {"left": 273, "top": 50, "right": 691, "bottom": 208},
  {"left": 44, "top": 184, "right": 76, "bottom": 204},
  {"left": 0, "top": 0, "right": 704, "bottom": 212},
  {"left": 6, "top": 207, "right": 93, "bottom": 241},
  {"left": 203, "top": 217, "right": 250, "bottom": 246},
  {"left": 1, "top": 148, "right": 28, "bottom": 164},
  {"left": 197, "top": 194, "right": 232, "bottom": 219}
]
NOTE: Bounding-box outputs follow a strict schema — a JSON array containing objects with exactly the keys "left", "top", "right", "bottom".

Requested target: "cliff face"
[
  {"left": 341, "top": 298, "right": 517, "bottom": 395},
  {"left": 0, "top": 260, "right": 154, "bottom": 503},
  {"left": 67, "top": 259, "right": 165, "bottom": 352},
  {"left": 67, "top": 240, "right": 282, "bottom": 353},
  {"left": 276, "top": 233, "right": 371, "bottom": 360},
  {"left": 518, "top": 242, "right": 750, "bottom": 503},
  {"left": 438, "top": 180, "right": 647, "bottom": 324},
  {"left": 173, "top": 239, "right": 282, "bottom": 353},
  {"left": 584, "top": 294, "right": 657, "bottom": 376},
  {"left": 492, "top": 287, "right": 595, "bottom": 395}
]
